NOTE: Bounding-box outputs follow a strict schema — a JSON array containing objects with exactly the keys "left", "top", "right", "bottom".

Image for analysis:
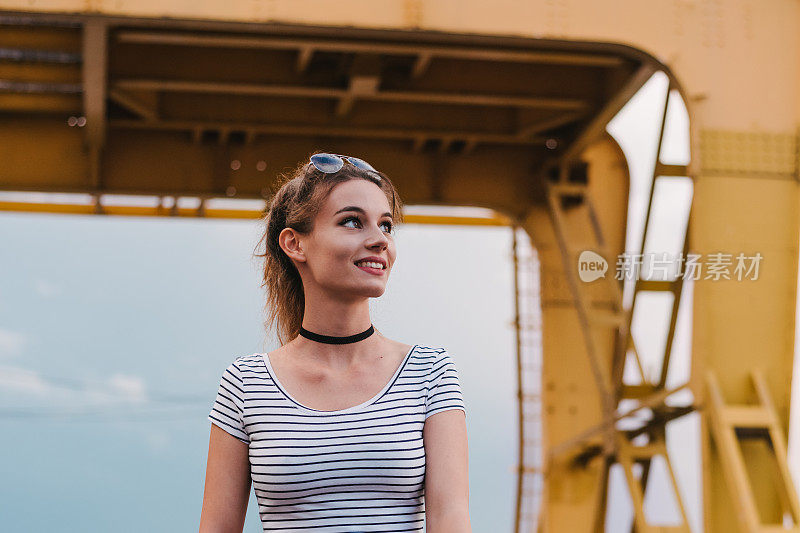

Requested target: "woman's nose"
[{"left": 367, "top": 226, "right": 389, "bottom": 247}]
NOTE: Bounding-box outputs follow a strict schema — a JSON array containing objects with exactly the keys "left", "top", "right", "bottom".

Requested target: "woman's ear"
[{"left": 278, "top": 228, "right": 306, "bottom": 264}]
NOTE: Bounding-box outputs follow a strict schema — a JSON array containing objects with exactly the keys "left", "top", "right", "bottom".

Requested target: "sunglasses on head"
[{"left": 309, "top": 153, "right": 381, "bottom": 179}]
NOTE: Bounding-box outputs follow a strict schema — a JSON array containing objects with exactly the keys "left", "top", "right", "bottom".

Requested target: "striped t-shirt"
[{"left": 207, "top": 344, "right": 466, "bottom": 532}]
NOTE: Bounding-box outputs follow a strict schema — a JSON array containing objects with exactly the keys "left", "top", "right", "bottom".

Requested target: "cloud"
[
  {"left": 0, "top": 366, "right": 49, "bottom": 394},
  {"left": 0, "top": 329, "right": 25, "bottom": 358},
  {"left": 106, "top": 374, "right": 147, "bottom": 404},
  {"left": 33, "top": 279, "right": 61, "bottom": 298},
  {"left": 0, "top": 366, "right": 149, "bottom": 405}
]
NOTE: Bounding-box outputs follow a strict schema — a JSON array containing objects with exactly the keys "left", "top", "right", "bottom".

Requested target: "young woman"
[{"left": 199, "top": 152, "right": 470, "bottom": 532}]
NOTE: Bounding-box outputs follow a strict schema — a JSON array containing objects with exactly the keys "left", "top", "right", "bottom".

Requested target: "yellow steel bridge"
[{"left": 1, "top": 2, "right": 798, "bottom": 531}]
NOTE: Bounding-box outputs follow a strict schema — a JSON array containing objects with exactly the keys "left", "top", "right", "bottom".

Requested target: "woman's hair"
[{"left": 253, "top": 151, "right": 404, "bottom": 346}]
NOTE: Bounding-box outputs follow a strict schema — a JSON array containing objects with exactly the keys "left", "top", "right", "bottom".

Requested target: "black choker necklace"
[{"left": 298, "top": 324, "right": 375, "bottom": 344}]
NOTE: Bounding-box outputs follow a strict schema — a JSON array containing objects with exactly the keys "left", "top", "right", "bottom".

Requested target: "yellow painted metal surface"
[
  {"left": 692, "top": 174, "right": 799, "bottom": 531},
  {"left": 522, "top": 134, "right": 631, "bottom": 531},
  {"left": 2, "top": 1, "right": 800, "bottom": 531},
  {"left": 2, "top": 0, "right": 797, "bottom": 133}
]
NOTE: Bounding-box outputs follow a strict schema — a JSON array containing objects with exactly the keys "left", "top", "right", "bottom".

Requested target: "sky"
[
  {"left": 1, "top": 69, "right": 788, "bottom": 533},
  {"left": 0, "top": 212, "right": 518, "bottom": 532}
]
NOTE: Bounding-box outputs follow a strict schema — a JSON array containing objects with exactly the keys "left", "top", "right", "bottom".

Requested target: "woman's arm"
[
  {"left": 199, "top": 424, "right": 252, "bottom": 533},
  {"left": 423, "top": 409, "right": 471, "bottom": 532}
]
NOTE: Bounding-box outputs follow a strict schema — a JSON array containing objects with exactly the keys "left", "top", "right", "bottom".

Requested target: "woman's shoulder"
[
  {"left": 230, "top": 352, "right": 265, "bottom": 366},
  {"left": 221, "top": 353, "right": 267, "bottom": 381},
  {"left": 408, "top": 343, "right": 452, "bottom": 365}
]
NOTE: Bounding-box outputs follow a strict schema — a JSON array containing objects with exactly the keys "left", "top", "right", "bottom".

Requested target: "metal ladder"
[
  {"left": 705, "top": 369, "right": 800, "bottom": 532},
  {"left": 615, "top": 432, "right": 691, "bottom": 532},
  {"left": 512, "top": 226, "right": 546, "bottom": 533}
]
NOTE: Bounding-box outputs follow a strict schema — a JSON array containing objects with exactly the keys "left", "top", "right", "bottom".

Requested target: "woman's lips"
[{"left": 355, "top": 264, "right": 386, "bottom": 275}]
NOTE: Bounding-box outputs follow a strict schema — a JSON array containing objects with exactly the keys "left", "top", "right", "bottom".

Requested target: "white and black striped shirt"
[{"left": 207, "top": 344, "right": 466, "bottom": 532}]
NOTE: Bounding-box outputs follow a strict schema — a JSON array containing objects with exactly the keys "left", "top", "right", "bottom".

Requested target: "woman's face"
[{"left": 291, "top": 179, "right": 396, "bottom": 300}]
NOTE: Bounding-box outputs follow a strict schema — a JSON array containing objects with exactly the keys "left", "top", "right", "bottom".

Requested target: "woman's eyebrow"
[{"left": 334, "top": 206, "right": 393, "bottom": 219}]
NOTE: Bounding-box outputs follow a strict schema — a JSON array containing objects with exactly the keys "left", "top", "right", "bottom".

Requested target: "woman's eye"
[
  {"left": 341, "top": 216, "right": 360, "bottom": 228},
  {"left": 341, "top": 217, "right": 394, "bottom": 234}
]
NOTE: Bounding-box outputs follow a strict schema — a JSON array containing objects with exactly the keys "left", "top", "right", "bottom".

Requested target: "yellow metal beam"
[
  {"left": 115, "top": 29, "right": 626, "bottom": 68},
  {"left": 0, "top": 200, "right": 512, "bottom": 225}
]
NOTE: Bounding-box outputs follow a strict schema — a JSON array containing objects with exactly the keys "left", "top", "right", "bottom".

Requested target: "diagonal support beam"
[
  {"left": 296, "top": 46, "right": 314, "bottom": 73},
  {"left": 560, "top": 64, "right": 656, "bottom": 168},
  {"left": 516, "top": 110, "right": 586, "bottom": 139},
  {"left": 411, "top": 52, "right": 432, "bottom": 78},
  {"left": 109, "top": 88, "right": 158, "bottom": 121},
  {"left": 548, "top": 383, "right": 691, "bottom": 461}
]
